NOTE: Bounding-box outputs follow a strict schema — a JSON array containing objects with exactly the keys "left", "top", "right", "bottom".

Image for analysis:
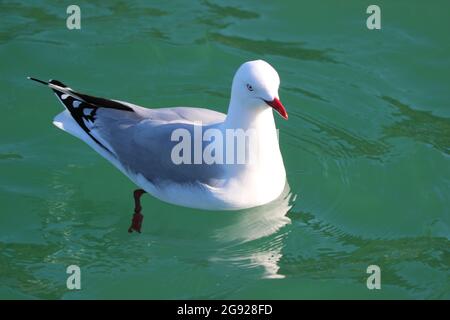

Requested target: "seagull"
[{"left": 29, "top": 60, "right": 288, "bottom": 233}]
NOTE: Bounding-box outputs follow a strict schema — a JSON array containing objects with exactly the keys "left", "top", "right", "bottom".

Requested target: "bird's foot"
[
  {"left": 128, "top": 189, "right": 146, "bottom": 233},
  {"left": 128, "top": 211, "right": 144, "bottom": 233}
]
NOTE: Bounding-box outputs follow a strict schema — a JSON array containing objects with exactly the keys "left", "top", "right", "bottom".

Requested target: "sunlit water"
[{"left": 1, "top": 1, "right": 449, "bottom": 299}]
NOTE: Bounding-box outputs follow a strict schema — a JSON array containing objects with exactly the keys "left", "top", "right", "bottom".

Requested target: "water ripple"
[
  {"left": 382, "top": 96, "right": 450, "bottom": 156},
  {"left": 204, "top": 33, "right": 338, "bottom": 63}
]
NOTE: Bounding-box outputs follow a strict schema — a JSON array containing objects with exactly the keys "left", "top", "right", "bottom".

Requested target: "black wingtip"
[
  {"left": 48, "top": 79, "right": 67, "bottom": 87},
  {"left": 27, "top": 77, "right": 48, "bottom": 85}
]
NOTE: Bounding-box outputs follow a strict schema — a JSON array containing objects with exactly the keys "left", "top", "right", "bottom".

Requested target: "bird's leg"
[{"left": 128, "top": 189, "right": 146, "bottom": 233}]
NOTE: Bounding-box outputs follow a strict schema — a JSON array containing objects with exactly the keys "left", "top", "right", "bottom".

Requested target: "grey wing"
[
  {"left": 127, "top": 103, "right": 226, "bottom": 125},
  {"left": 44, "top": 78, "right": 227, "bottom": 185},
  {"left": 94, "top": 106, "right": 228, "bottom": 186}
]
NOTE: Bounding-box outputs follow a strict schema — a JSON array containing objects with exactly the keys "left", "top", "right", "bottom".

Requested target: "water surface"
[{"left": 0, "top": 0, "right": 449, "bottom": 299}]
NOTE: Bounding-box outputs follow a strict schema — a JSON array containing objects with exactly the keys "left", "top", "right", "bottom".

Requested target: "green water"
[{"left": 1, "top": 0, "right": 449, "bottom": 299}]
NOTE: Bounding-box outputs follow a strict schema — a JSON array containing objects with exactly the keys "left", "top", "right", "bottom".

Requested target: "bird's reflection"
[{"left": 211, "top": 183, "right": 295, "bottom": 279}]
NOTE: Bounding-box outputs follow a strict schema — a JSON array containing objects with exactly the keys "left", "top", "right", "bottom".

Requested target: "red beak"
[{"left": 264, "top": 97, "right": 288, "bottom": 120}]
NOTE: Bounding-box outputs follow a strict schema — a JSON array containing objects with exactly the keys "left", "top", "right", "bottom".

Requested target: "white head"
[{"left": 230, "top": 60, "right": 288, "bottom": 120}]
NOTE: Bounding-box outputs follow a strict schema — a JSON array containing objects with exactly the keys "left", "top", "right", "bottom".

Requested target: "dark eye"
[{"left": 246, "top": 84, "right": 254, "bottom": 91}]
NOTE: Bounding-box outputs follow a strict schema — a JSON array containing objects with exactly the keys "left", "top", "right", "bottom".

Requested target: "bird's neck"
[
  {"left": 220, "top": 97, "right": 286, "bottom": 202},
  {"left": 222, "top": 98, "right": 282, "bottom": 168},
  {"left": 224, "top": 98, "right": 276, "bottom": 132}
]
